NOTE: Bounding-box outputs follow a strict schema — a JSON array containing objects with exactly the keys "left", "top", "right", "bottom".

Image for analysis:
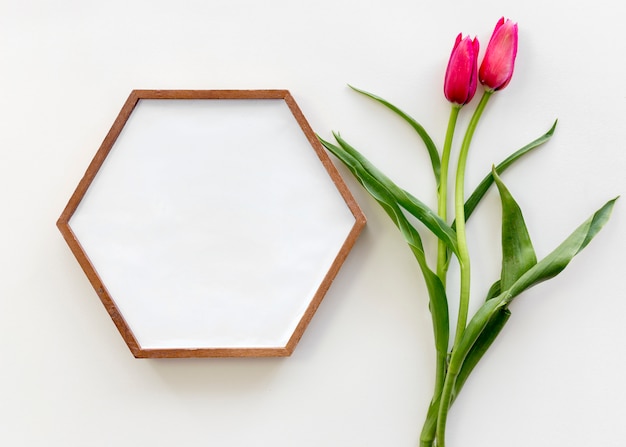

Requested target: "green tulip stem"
[
  {"left": 437, "top": 105, "right": 461, "bottom": 284},
  {"left": 453, "top": 90, "right": 492, "bottom": 347},
  {"left": 421, "top": 104, "right": 460, "bottom": 447}
]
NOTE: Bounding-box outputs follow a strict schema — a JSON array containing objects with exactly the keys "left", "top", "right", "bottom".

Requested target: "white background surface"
[{"left": 1, "top": 1, "right": 625, "bottom": 446}]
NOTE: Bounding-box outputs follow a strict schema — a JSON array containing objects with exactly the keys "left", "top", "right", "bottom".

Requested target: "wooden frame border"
[{"left": 57, "top": 89, "right": 366, "bottom": 358}]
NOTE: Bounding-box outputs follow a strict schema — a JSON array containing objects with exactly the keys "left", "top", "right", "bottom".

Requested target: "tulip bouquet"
[{"left": 318, "top": 18, "right": 616, "bottom": 446}]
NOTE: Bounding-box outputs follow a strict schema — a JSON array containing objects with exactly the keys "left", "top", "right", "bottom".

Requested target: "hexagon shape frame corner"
[{"left": 57, "top": 89, "right": 365, "bottom": 358}]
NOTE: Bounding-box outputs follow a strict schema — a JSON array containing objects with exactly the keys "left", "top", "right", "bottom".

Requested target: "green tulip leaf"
[
  {"left": 448, "top": 297, "right": 503, "bottom": 378},
  {"left": 452, "top": 306, "right": 510, "bottom": 400},
  {"left": 416, "top": 253, "right": 450, "bottom": 360},
  {"left": 445, "top": 121, "right": 557, "bottom": 274},
  {"left": 493, "top": 168, "right": 537, "bottom": 290},
  {"left": 450, "top": 197, "right": 617, "bottom": 387},
  {"left": 318, "top": 134, "right": 449, "bottom": 357},
  {"left": 462, "top": 120, "right": 557, "bottom": 223},
  {"left": 320, "top": 133, "right": 459, "bottom": 257},
  {"left": 503, "top": 197, "right": 617, "bottom": 303},
  {"left": 485, "top": 280, "right": 501, "bottom": 301},
  {"left": 348, "top": 85, "right": 441, "bottom": 187}
]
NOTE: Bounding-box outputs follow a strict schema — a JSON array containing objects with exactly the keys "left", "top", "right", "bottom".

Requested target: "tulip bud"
[
  {"left": 479, "top": 18, "right": 518, "bottom": 91},
  {"left": 444, "top": 34, "right": 479, "bottom": 105}
]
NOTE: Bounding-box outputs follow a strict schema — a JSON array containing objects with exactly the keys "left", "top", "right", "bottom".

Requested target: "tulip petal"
[
  {"left": 479, "top": 18, "right": 518, "bottom": 91},
  {"left": 444, "top": 35, "right": 479, "bottom": 104}
]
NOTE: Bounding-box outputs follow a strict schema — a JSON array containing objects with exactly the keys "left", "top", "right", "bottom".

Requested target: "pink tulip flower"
[
  {"left": 444, "top": 34, "right": 479, "bottom": 105},
  {"left": 479, "top": 18, "right": 518, "bottom": 91}
]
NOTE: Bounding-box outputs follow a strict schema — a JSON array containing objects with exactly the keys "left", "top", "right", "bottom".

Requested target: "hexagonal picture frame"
[{"left": 57, "top": 90, "right": 365, "bottom": 358}]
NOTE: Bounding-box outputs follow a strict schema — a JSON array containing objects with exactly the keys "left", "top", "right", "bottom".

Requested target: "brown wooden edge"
[
  {"left": 280, "top": 91, "right": 366, "bottom": 355},
  {"left": 57, "top": 91, "right": 144, "bottom": 356},
  {"left": 57, "top": 89, "right": 366, "bottom": 359}
]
